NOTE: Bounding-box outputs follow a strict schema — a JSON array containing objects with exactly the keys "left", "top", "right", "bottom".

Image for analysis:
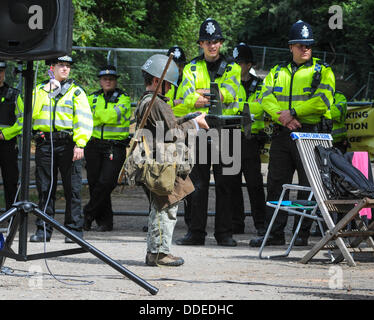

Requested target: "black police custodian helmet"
[
  {"left": 288, "top": 20, "right": 315, "bottom": 46},
  {"left": 0, "top": 61, "right": 6, "bottom": 69},
  {"left": 232, "top": 43, "right": 254, "bottom": 64},
  {"left": 98, "top": 65, "right": 120, "bottom": 78},
  {"left": 167, "top": 46, "right": 187, "bottom": 64},
  {"left": 197, "top": 18, "right": 225, "bottom": 43}
]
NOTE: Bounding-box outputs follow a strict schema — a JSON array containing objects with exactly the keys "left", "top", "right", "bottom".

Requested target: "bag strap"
[{"left": 142, "top": 135, "right": 151, "bottom": 157}]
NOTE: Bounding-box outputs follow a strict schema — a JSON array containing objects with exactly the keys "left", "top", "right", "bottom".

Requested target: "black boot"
[
  {"left": 249, "top": 235, "right": 285, "bottom": 247},
  {"left": 176, "top": 233, "right": 205, "bottom": 245},
  {"left": 83, "top": 214, "right": 94, "bottom": 231}
]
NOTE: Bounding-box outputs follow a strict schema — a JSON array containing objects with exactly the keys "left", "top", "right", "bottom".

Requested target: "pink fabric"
[{"left": 352, "top": 152, "right": 372, "bottom": 219}]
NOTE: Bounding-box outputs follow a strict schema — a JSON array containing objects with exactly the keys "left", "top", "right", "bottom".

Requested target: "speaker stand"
[{"left": 0, "top": 61, "right": 158, "bottom": 296}]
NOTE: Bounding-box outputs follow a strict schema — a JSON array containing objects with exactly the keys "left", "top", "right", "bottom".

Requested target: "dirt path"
[{"left": 1, "top": 185, "right": 374, "bottom": 303}]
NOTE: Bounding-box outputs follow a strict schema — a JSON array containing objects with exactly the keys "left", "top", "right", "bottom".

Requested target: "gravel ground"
[
  {"left": 1, "top": 159, "right": 374, "bottom": 311},
  {"left": 1, "top": 183, "right": 374, "bottom": 304}
]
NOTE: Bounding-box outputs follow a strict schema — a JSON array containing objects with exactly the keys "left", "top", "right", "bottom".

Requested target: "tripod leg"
[
  {"left": 0, "top": 207, "right": 20, "bottom": 269},
  {"left": 32, "top": 207, "right": 159, "bottom": 295}
]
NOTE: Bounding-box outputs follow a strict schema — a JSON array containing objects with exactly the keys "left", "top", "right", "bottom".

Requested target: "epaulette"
[
  {"left": 69, "top": 79, "right": 86, "bottom": 94},
  {"left": 116, "top": 88, "right": 129, "bottom": 96},
  {"left": 191, "top": 54, "right": 204, "bottom": 64},
  {"left": 90, "top": 89, "right": 103, "bottom": 96},
  {"left": 316, "top": 58, "right": 330, "bottom": 69}
]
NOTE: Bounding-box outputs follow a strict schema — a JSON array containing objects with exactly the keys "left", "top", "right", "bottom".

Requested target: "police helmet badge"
[
  {"left": 301, "top": 25, "right": 309, "bottom": 38},
  {"left": 206, "top": 22, "right": 216, "bottom": 35},
  {"left": 174, "top": 48, "right": 181, "bottom": 59},
  {"left": 233, "top": 47, "right": 239, "bottom": 59}
]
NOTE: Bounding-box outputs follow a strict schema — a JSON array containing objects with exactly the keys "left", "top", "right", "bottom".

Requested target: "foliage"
[{"left": 40, "top": 0, "right": 371, "bottom": 99}]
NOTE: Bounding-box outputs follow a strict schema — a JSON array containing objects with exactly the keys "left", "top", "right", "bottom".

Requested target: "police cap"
[
  {"left": 167, "top": 46, "right": 186, "bottom": 64},
  {"left": 98, "top": 65, "right": 120, "bottom": 78},
  {"left": 197, "top": 18, "right": 225, "bottom": 43},
  {"left": 47, "top": 55, "right": 74, "bottom": 66},
  {"left": 288, "top": 20, "right": 315, "bottom": 46},
  {"left": 232, "top": 43, "right": 254, "bottom": 64},
  {"left": 0, "top": 61, "right": 6, "bottom": 69}
]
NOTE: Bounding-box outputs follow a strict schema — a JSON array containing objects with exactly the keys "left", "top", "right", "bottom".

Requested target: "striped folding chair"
[{"left": 292, "top": 132, "right": 374, "bottom": 266}]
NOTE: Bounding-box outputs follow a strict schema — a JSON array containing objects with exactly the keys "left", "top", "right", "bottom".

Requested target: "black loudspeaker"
[{"left": 0, "top": 0, "right": 73, "bottom": 61}]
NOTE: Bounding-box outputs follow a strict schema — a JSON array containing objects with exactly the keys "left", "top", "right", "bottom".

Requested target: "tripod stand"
[{"left": 0, "top": 61, "right": 158, "bottom": 296}]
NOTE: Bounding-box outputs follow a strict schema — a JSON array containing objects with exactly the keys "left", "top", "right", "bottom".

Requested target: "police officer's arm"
[
  {"left": 293, "top": 66, "right": 335, "bottom": 117},
  {"left": 171, "top": 84, "right": 193, "bottom": 117},
  {"left": 331, "top": 92, "right": 347, "bottom": 123},
  {"left": 259, "top": 66, "right": 284, "bottom": 123},
  {"left": 72, "top": 89, "right": 93, "bottom": 159},
  {"left": 31, "top": 85, "right": 44, "bottom": 122},
  {"left": 179, "top": 66, "right": 205, "bottom": 110},
  {"left": 1, "top": 95, "right": 24, "bottom": 140},
  {"left": 219, "top": 63, "right": 241, "bottom": 105},
  {"left": 96, "top": 94, "right": 132, "bottom": 127}
]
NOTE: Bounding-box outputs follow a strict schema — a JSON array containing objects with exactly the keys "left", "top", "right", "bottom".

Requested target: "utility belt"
[
  {"left": 33, "top": 130, "right": 73, "bottom": 144},
  {"left": 0, "top": 136, "right": 17, "bottom": 145},
  {"left": 272, "top": 119, "right": 332, "bottom": 136},
  {"left": 89, "top": 136, "right": 131, "bottom": 147}
]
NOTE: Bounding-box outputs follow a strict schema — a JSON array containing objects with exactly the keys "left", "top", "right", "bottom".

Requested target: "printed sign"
[{"left": 346, "top": 105, "right": 374, "bottom": 158}]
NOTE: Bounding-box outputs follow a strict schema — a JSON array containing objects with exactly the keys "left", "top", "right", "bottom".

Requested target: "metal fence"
[
  {"left": 248, "top": 45, "right": 348, "bottom": 79},
  {"left": 3, "top": 45, "right": 372, "bottom": 101}
]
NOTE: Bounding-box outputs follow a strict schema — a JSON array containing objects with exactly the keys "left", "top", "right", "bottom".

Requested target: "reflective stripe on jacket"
[
  {"left": 88, "top": 89, "right": 131, "bottom": 140},
  {"left": 32, "top": 80, "right": 93, "bottom": 148},
  {"left": 260, "top": 57, "right": 335, "bottom": 125},
  {"left": 179, "top": 56, "right": 241, "bottom": 115}
]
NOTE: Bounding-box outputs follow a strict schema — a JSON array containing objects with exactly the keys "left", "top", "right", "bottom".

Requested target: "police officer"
[
  {"left": 30, "top": 56, "right": 93, "bottom": 243},
  {"left": 331, "top": 90, "right": 348, "bottom": 153},
  {"left": 230, "top": 43, "right": 267, "bottom": 236},
  {"left": 0, "top": 61, "right": 24, "bottom": 210},
  {"left": 176, "top": 18, "right": 241, "bottom": 247},
  {"left": 250, "top": 21, "right": 335, "bottom": 247},
  {"left": 83, "top": 65, "right": 131, "bottom": 232},
  {"left": 166, "top": 46, "right": 187, "bottom": 115}
]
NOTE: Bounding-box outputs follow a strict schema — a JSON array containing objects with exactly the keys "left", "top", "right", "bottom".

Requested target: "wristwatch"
[{"left": 290, "top": 108, "right": 297, "bottom": 118}]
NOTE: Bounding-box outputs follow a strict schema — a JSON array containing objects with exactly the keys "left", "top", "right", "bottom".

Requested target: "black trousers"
[
  {"left": 83, "top": 140, "right": 127, "bottom": 227},
  {"left": 0, "top": 138, "right": 19, "bottom": 210},
  {"left": 35, "top": 139, "right": 83, "bottom": 235},
  {"left": 184, "top": 134, "right": 235, "bottom": 241},
  {"left": 231, "top": 135, "right": 266, "bottom": 232},
  {"left": 265, "top": 130, "right": 313, "bottom": 239}
]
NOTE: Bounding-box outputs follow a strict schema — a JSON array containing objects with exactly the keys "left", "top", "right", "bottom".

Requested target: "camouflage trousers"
[{"left": 147, "top": 199, "right": 178, "bottom": 254}]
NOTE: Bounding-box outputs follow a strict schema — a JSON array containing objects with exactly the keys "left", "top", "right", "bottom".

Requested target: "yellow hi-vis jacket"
[
  {"left": 32, "top": 80, "right": 93, "bottom": 148},
  {"left": 0, "top": 84, "right": 24, "bottom": 140},
  {"left": 165, "top": 83, "right": 189, "bottom": 117},
  {"left": 331, "top": 91, "right": 348, "bottom": 143},
  {"left": 88, "top": 89, "right": 131, "bottom": 140},
  {"left": 260, "top": 57, "right": 335, "bottom": 125},
  {"left": 179, "top": 55, "right": 241, "bottom": 115},
  {"left": 236, "top": 75, "right": 265, "bottom": 134}
]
